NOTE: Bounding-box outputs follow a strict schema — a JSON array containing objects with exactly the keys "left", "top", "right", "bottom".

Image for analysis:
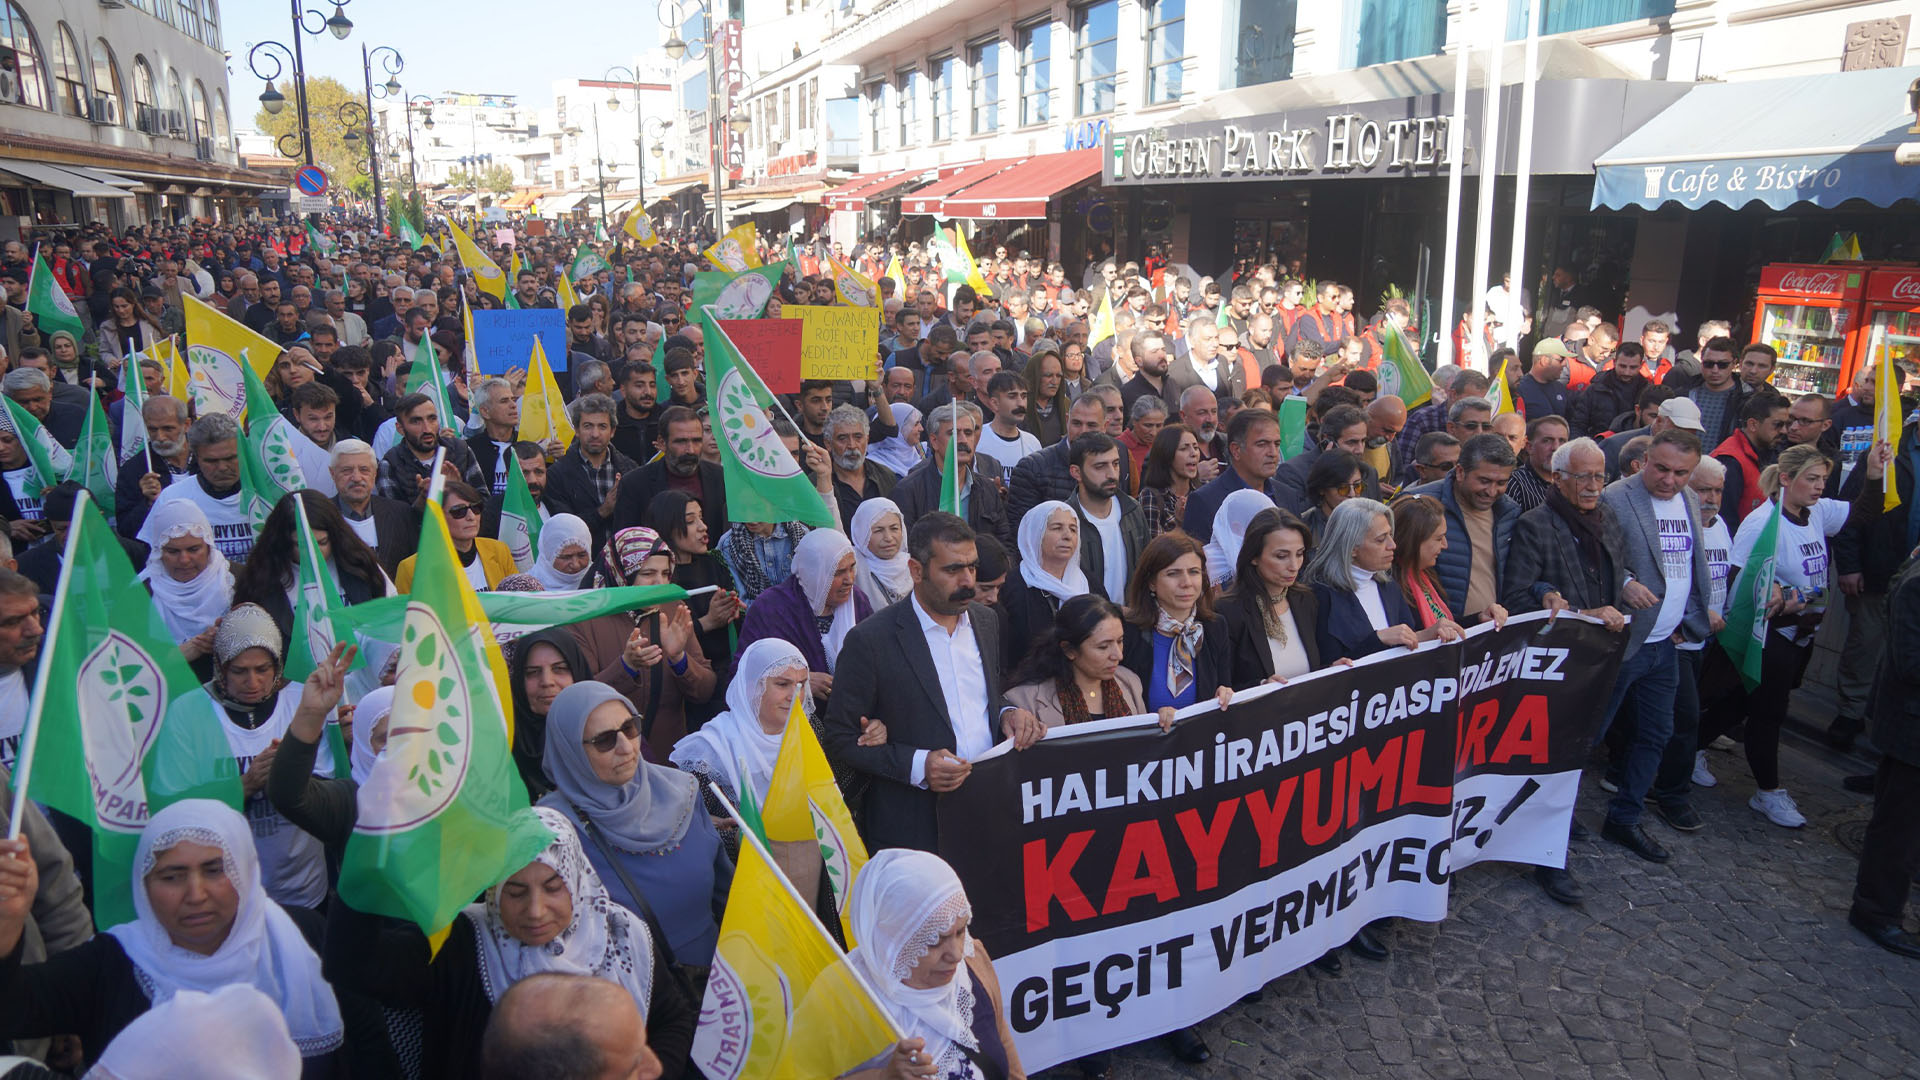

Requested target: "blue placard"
[{"left": 470, "top": 308, "right": 570, "bottom": 373}]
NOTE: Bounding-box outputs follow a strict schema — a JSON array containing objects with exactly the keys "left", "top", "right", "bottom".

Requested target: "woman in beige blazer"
[{"left": 1005, "top": 595, "right": 1146, "bottom": 728}]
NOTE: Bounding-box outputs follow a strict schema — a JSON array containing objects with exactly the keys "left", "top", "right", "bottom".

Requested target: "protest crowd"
[{"left": 0, "top": 206, "right": 1915, "bottom": 1080}]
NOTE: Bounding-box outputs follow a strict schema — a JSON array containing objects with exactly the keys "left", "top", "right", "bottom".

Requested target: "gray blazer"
[{"left": 1601, "top": 473, "right": 1713, "bottom": 660}]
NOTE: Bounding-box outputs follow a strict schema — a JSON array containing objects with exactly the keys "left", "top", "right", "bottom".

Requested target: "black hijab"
[{"left": 506, "top": 628, "right": 591, "bottom": 800}]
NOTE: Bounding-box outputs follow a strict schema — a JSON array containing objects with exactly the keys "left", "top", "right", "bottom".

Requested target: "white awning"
[
  {"left": 0, "top": 158, "right": 133, "bottom": 199},
  {"left": 538, "top": 191, "right": 591, "bottom": 215}
]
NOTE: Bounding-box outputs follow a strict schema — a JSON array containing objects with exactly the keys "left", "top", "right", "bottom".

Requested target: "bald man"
[
  {"left": 481, "top": 973, "right": 664, "bottom": 1080},
  {"left": 1363, "top": 395, "right": 1407, "bottom": 494},
  {"left": 1493, "top": 412, "right": 1527, "bottom": 457}
]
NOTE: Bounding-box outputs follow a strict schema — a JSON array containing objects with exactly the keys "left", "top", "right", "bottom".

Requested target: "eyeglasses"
[
  {"left": 1560, "top": 472, "right": 1607, "bottom": 487},
  {"left": 1456, "top": 420, "right": 1493, "bottom": 432},
  {"left": 444, "top": 502, "right": 481, "bottom": 520},
  {"left": 582, "top": 717, "right": 642, "bottom": 753},
  {"left": 1339, "top": 480, "right": 1367, "bottom": 495}
]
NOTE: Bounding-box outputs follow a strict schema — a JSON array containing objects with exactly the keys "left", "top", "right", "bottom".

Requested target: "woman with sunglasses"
[
  {"left": 396, "top": 481, "right": 517, "bottom": 592},
  {"left": 1300, "top": 450, "right": 1368, "bottom": 541},
  {"left": 540, "top": 680, "right": 733, "bottom": 972}
]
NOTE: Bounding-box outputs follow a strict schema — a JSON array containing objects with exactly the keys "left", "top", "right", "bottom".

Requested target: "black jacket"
[
  {"left": 546, "top": 444, "right": 638, "bottom": 553},
  {"left": 1218, "top": 586, "right": 1323, "bottom": 688},
  {"left": 890, "top": 456, "right": 1013, "bottom": 552},
  {"left": 1571, "top": 368, "right": 1647, "bottom": 438},
  {"left": 335, "top": 494, "right": 420, "bottom": 577},
  {"left": 1070, "top": 491, "right": 1149, "bottom": 601},
  {"left": 1310, "top": 580, "right": 1418, "bottom": 661},
  {"left": 1833, "top": 419, "right": 1915, "bottom": 593},
  {"left": 1121, "top": 615, "right": 1233, "bottom": 704},
  {"left": 612, "top": 458, "right": 726, "bottom": 542},
  {"left": 1007, "top": 438, "right": 1132, "bottom": 526}
]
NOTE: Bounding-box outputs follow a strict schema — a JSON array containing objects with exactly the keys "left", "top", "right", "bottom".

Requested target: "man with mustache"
[
  {"left": 113, "top": 393, "right": 194, "bottom": 540},
  {"left": 974, "top": 372, "right": 1042, "bottom": 488},
  {"left": 613, "top": 405, "right": 728, "bottom": 540}
]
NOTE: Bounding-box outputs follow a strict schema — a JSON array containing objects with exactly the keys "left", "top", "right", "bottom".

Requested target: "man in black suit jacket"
[
  {"left": 822, "top": 513, "right": 1044, "bottom": 852},
  {"left": 328, "top": 438, "right": 420, "bottom": 577},
  {"left": 611, "top": 406, "right": 726, "bottom": 539}
]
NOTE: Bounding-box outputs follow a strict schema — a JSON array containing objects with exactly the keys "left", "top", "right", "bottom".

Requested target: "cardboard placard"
[
  {"left": 789, "top": 304, "right": 880, "bottom": 381},
  {"left": 717, "top": 317, "right": 804, "bottom": 394},
  {"left": 471, "top": 308, "right": 570, "bottom": 373}
]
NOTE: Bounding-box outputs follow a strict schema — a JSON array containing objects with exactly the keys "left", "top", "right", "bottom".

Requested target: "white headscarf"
[
  {"left": 868, "top": 403, "right": 924, "bottom": 478},
  {"left": 847, "top": 849, "right": 981, "bottom": 1079},
  {"left": 849, "top": 498, "right": 912, "bottom": 611},
  {"left": 85, "top": 985, "right": 302, "bottom": 1080},
  {"left": 531, "top": 513, "right": 593, "bottom": 591},
  {"left": 668, "top": 638, "right": 808, "bottom": 805},
  {"left": 1017, "top": 500, "right": 1090, "bottom": 603},
  {"left": 137, "top": 500, "right": 234, "bottom": 644},
  {"left": 1205, "top": 489, "right": 1274, "bottom": 586},
  {"left": 463, "top": 805, "right": 656, "bottom": 1013},
  {"left": 105, "top": 800, "right": 344, "bottom": 1057},
  {"left": 793, "top": 528, "right": 859, "bottom": 672},
  {"left": 348, "top": 685, "right": 393, "bottom": 787}
]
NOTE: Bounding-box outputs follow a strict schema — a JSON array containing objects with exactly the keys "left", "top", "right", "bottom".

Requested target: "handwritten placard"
[
  {"left": 471, "top": 308, "right": 569, "bottom": 374},
  {"left": 789, "top": 304, "right": 880, "bottom": 380},
  {"left": 717, "top": 317, "right": 804, "bottom": 394}
]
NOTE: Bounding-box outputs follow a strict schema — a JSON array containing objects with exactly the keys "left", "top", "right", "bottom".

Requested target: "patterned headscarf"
[{"left": 601, "top": 526, "right": 670, "bottom": 587}]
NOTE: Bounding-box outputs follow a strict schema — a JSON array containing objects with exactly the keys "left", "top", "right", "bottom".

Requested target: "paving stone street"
[{"left": 1072, "top": 728, "right": 1920, "bottom": 1079}]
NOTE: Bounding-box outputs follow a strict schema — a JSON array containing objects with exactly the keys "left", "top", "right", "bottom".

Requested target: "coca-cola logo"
[
  {"left": 1777, "top": 270, "right": 1843, "bottom": 294},
  {"left": 1887, "top": 275, "right": 1920, "bottom": 302}
]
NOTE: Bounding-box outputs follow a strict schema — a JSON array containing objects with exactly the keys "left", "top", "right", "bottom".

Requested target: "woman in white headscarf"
[
  {"left": 868, "top": 402, "right": 925, "bottom": 478},
  {"left": 668, "top": 637, "right": 811, "bottom": 808},
  {"left": 0, "top": 799, "right": 345, "bottom": 1076},
  {"left": 327, "top": 805, "right": 695, "bottom": 1080},
  {"left": 998, "top": 501, "right": 1090, "bottom": 668},
  {"left": 137, "top": 498, "right": 234, "bottom": 662},
  {"left": 830, "top": 849, "right": 1026, "bottom": 1080},
  {"left": 529, "top": 513, "right": 594, "bottom": 591},
  {"left": 85, "top": 985, "right": 303, "bottom": 1080},
  {"left": 850, "top": 498, "right": 914, "bottom": 610},
  {"left": 1204, "top": 488, "right": 1275, "bottom": 588},
  {"left": 736, "top": 527, "right": 872, "bottom": 690}
]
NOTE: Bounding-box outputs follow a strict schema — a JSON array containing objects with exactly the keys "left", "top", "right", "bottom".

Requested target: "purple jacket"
[{"left": 735, "top": 575, "right": 874, "bottom": 679}]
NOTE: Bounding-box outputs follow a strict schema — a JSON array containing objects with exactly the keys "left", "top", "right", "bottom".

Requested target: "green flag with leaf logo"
[
  {"left": 287, "top": 493, "right": 353, "bottom": 777},
  {"left": 1377, "top": 323, "right": 1433, "bottom": 409},
  {"left": 691, "top": 264, "right": 788, "bottom": 321},
  {"left": 569, "top": 243, "right": 611, "bottom": 282},
  {"left": 404, "top": 336, "right": 459, "bottom": 436},
  {"left": 0, "top": 395, "right": 75, "bottom": 499},
  {"left": 26, "top": 249, "right": 86, "bottom": 342},
  {"left": 1716, "top": 497, "right": 1782, "bottom": 692},
  {"left": 237, "top": 351, "right": 304, "bottom": 530},
  {"left": 70, "top": 390, "right": 116, "bottom": 510},
  {"left": 499, "top": 451, "right": 543, "bottom": 572},
  {"left": 701, "top": 309, "right": 835, "bottom": 528},
  {"left": 14, "top": 493, "right": 240, "bottom": 927}
]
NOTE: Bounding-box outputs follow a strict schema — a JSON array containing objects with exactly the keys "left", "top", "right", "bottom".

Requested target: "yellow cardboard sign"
[{"left": 790, "top": 304, "right": 879, "bottom": 381}]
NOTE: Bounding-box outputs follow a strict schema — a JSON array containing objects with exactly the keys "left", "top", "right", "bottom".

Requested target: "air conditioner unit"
[
  {"left": 195, "top": 137, "right": 214, "bottom": 162},
  {"left": 0, "top": 70, "right": 19, "bottom": 107},
  {"left": 88, "top": 95, "right": 114, "bottom": 125},
  {"left": 136, "top": 103, "right": 159, "bottom": 134},
  {"left": 165, "top": 109, "right": 187, "bottom": 135}
]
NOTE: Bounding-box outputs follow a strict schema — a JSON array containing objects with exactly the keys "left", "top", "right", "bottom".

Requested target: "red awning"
[
  {"left": 824, "top": 169, "right": 916, "bottom": 212},
  {"left": 900, "top": 157, "right": 1023, "bottom": 217},
  {"left": 939, "top": 149, "right": 1103, "bottom": 220}
]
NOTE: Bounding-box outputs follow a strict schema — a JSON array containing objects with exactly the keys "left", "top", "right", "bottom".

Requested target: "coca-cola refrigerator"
[
  {"left": 1751, "top": 263, "right": 1868, "bottom": 397},
  {"left": 1856, "top": 268, "right": 1920, "bottom": 382}
]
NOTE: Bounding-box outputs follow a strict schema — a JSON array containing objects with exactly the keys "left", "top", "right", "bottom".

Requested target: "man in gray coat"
[{"left": 1594, "top": 428, "right": 1714, "bottom": 862}]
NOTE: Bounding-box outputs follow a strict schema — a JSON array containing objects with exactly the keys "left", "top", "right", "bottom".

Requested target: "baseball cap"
[
  {"left": 1531, "top": 338, "right": 1573, "bottom": 359},
  {"left": 1657, "top": 397, "right": 1704, "bottom": 432}
]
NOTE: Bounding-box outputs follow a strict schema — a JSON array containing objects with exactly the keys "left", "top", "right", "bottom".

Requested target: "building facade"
[{"left": 0, "top": 0, "right": 270, "bottom": 231}]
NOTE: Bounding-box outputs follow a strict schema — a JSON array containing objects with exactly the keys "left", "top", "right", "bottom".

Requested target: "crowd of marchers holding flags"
[{"left": 0, "top": 202, "right": 1913, "bottom": 1080}]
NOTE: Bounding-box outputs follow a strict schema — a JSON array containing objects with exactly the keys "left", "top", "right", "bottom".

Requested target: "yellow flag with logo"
[
  {"left": 825, "top": 256, "right": 878, "bottom": 308},
  {"left": 705, "top": 221, "right": 761, "bottom": 272},
  {"left": 1875, "top": 357, "right": 1901, "bottom": 511},
  {"left": 556, "top": 272, "right": 580, "bottom": 313},
  {"left": 517, "top": 337, "right": 575, "bottom": 450},
  {"left": 1489, "top": 354, "right": 1517, "bottom": 416},
  {"left": 952, "top": 226, "right": 993, "bottom": 298},
  {"left": 1088, "top": 289, "right": 1115, "bottom": 346},
  {"left": 449, "top": 221, "right": 507, "bottom": 304},
  {"left": 692, "top": 787, "right": 899, "bottom": 1080},
  {"left": 150, "top": 337, "right": 191, "bottom": 401},
  {"left": 183, "top": 295, "right": 278, "bottom": 419},
  {"left": 623, "top": 208, "right": 662, "bottom": 248},
  {"left": 762, "top": 696, "right": 870, "bottom": 942}
]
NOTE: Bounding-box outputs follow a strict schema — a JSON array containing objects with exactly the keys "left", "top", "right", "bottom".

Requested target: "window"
[
  {"left": 0, "top": 2, "right": 49, "bottom": 110},
  {"left": 152, "top": 0, "right": 173, "bottom": 27},
  {"left": 1146, "top": 0, "right": 1186, "bottom": 103},
  {"left": 1072, "top": 0, "right": 1116, "bottom": 116},
  {"left": 1234, "top": 0, "right": 1296, "bottom": 87},
  {"left": 1508, "top": 0, "right": 1674, "bottom": 37},
  {"left": 212, "top": 88, "right": 230, "bottom": 147},
  {"left": 929, "top": 54, "right": 954, "bottom": 141},
  {"left": 132, "top": 55, "right": 156, "bottom": 127},
  {"left": 1350, "top": 0, "right": 1444, "bottom": 67},
  {"left": 89, "top": 39, "right": 121, "bottom": 125},
  {"left": 682, "top": 71, "right": 707, "bottom": 112},
  {"left": 970, "top": 38, "right": 999, "bottom": 134},
  {"left": 865, "top": 80, "right": 885, "bottom": 151},
  {"left": 191, "top": 80, "right": 210, "bottom": 141},
  {"left": 1017, "top": 20, "right": 1049, "bottom": 127},
  {"left": 51, "top": 24, "right": 84, "bottom": 116},
  {"left": 176, "top": 0, "right": 200, "bottom": 40},
  {"left": 202, "top": 0, "right": 220, "bottom": 48},
  {"left": 895, "top": 67, "right": 919, "bottom": 147}
]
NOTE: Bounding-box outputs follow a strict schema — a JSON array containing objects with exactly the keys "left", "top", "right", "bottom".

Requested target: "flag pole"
[
  {"left": 704, "top": 780, "right": 906, "bottom": 1040},
  {"left": 6, "top": 491, "right": 90, "bottom": 840},
  {"left": 1435, "top": 1, "right": 1474, "bottom": 368},
  {"left": 424, "top": 445, "right": 449, "bottom": 506}
]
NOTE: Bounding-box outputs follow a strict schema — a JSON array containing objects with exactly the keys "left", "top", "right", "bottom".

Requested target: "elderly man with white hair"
[{"left": 328, "top": 438, "right": 419, "bottom": 575}]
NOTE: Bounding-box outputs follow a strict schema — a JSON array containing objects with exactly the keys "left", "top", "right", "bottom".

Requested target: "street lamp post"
[
  {"left": 603, "top": 65, "right": 667, "bottom": 218},
  {"left": 360, "top": 45, "right": 403, "bottom": 224},
  {"left": 401, "top": 95, "right": 434, "bottom": 194},
  {"left": 659, "top": 0, "right": 748, "bottom": 239},
  {"left": 248, "top": 0, "right": 355, "bottom": 174},
  {"left": 337, "top": 99, "right": 369, "bottom": 210},
  {"left": 590, "top": 107, "right": 611, "bottom": 237}
]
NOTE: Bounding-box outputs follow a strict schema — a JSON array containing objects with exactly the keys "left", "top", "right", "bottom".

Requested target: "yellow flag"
[
  {"left": 1088, "top": 288, "right": 1115, "bottom": 346},
  {"left": 705, "top": 221, "right": 761, "bottom": 272},
  {"left": 763, "top": 696, "right": 871, "bottom": 942},
  {"left": 691, "top": 793, "right": 899, "bottom": 1080},
  {"left": 825, "top": 256, "right": 878, "bottom": 308},
  {"left": 182, "top": 295, "right": 278, "bottom": 419},
  {"left": 449, "top": 221, "right": 508, "bottom": 304},
  {"left": 1489, "top": 354, "right": 1517, "bottom": 416},
  {"left": 953, "top": 226, "right": 993, "bottom": 298},
  {"left": 151, "top": 337, "right": 191, "bottom": 401},
  {"left": 461, "top": 294, "right": 480, "bottom": 376},
  {"left": 623, "top": 208, "right": 662, "bottom": 248},
  {"left": 517, "top": 337, "right": 575, "bottom": 450},
  {"left": 1875, "top": 357, "right": 1901, "bottom": 511},
  {"left": 556, "top": 273, "right": 580, "bottom": 312}
]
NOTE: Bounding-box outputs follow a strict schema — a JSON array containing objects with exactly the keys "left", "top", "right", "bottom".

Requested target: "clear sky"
[{"left": 224, "top": 0, "right": 664, "bottom": 130}]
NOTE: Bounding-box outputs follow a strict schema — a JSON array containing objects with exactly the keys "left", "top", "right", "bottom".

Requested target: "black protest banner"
[{"left": 937, "top": 612, "right": 1627, "bottom": 1071}]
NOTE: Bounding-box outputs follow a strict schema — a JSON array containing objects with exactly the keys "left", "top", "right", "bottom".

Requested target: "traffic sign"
[
  {"left": 298, "top": 196, "right": 329, "bottom": 214},
  {"left": 293, "top": 165, "right": 329, "bottom": 196}
]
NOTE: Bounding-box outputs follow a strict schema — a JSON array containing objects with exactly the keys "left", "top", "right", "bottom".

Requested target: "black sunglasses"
[
  {"left": 444, "top": 502, "right": 481, "bottom": 520},
  {"left": 582, "top": 717, "right": 642, "bottom": 753},
  {"left": 1701, "top": 360, "right": 1732, "bottom": 369}
]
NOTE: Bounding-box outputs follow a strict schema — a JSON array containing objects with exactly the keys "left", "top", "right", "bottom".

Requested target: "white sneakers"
[
  {"left": 1691, "top": 751, "right": 1717, "bottom": 788},
  {"left": 1750, "top": 788, "right": 1807, "bottom": 829}
]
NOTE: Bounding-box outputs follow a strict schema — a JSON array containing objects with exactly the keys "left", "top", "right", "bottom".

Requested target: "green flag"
[
  {"left": 285, "top": 493, "right": 354, "bottom": 777},
  {"left": 1716, "top": 497, "right": 1782, "bottom": 692},
  {"left": 1377, "top": 323, "right": 1433, "bottom": 409},
  {"left": 404, "top": 336, "right": 459, "bottom": 437},
  {"left": 71, "top": 390, "right": 116, "bottom": 508},
  {"left": 13, "top": 493, "right": 240, "bottom": 927},
  {"left": 0, "top": 395, "right": 74, "bottom": 499},
  {"left": 1216, "top": 303, "right": 1233, "bottom": 328},
  {"left": 1278, "top": 395, "right": 1310, "bottom": 459},
  {"left": 336, "top": 496, "right": 553, "bottom": 937},
  {"left": 304, "top": 221, "right": 336, "bottom": 256},
  {"left": 119, "top": 348, "right": 150, "bottom": 466},
  {"left": 328, "top": 584, "right": 690, "bottom": 649},
  {"left": 26, "top": 249, "right": 86, "bottom": 342},
  {"left": 938, "top": 405, "right": 961, "bottom": 515},
  {"left": 237, "top": 351, "right": 303, "bottom": 530},
  {"left": 499, "top": 451, "right": 543, "bottom": 571},
  {"left": 700, "top": 309, "right": 836, "bottom": 528},
  {"left": 690, "top": 263, "right": 788, "bottom": 320},
  {"left": 569, "top": 243, "right": 611, "bottom": 282}
]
